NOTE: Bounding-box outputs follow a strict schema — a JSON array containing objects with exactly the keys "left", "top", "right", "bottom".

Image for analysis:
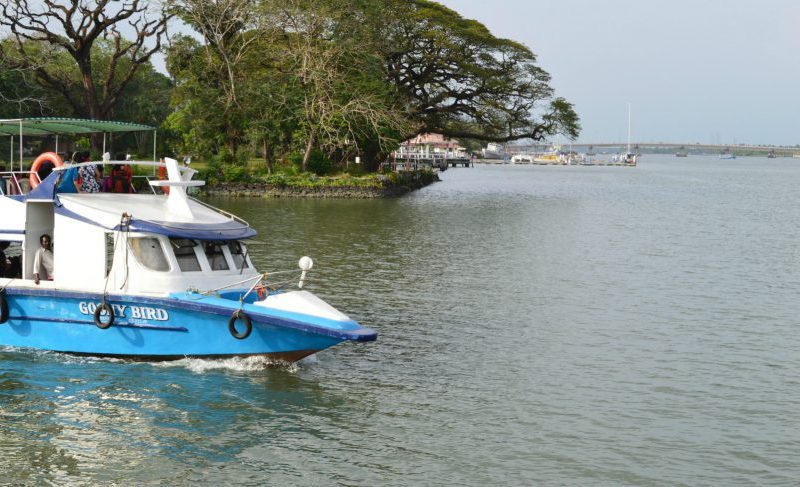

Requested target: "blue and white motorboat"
[{"left": 0, "top": 118, "right": 376, "bottom": 362}]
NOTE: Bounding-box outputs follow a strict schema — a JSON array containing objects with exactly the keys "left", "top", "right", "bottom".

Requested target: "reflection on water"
[{"left": 3, "top": 156, "right": 800, "bottom": 484}]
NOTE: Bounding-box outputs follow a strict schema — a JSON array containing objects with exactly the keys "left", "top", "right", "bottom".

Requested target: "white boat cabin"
[{"left": 0, "top": 158, "right": 260, "bottom": 296}]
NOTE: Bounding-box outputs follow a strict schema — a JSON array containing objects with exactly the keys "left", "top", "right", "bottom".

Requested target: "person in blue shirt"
[{"left": 56, "top": 152, "right": 82, "bottom": 193}]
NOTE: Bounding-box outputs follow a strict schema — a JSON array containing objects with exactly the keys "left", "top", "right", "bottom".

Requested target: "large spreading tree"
[
  {"left": 377, "top": 0, "right": 579, "bottom": 143},
  {"left": 169, "top": 0, "right": 579, "bottom": 166},
  {"left": 0, "top": 0, "right": 171, "bottom": 124}
]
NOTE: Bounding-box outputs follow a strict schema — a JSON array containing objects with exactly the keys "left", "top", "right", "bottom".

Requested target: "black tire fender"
[
  {"left": 228, "top": 310, "right": 252, "bottom": 340},
  {"left": 94, "top": 303, "right": 114, "bottom": 329}
]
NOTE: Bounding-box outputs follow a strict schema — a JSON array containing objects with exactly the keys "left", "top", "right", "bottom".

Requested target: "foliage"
[
  {"left": 376, "top": 0, "right": 580, "bottom": 143},
  {"left": 386, "top": 168, "right": 438, "bottom": 187},
  {"left": 256, "top": 172, "right": 387, "bottom": 189},
  {"left": 222, "top": 164, "right": 251, "bottom": 182},
  {"left": 2, "top": 0, "right": 581, "bottom": 175},
  {"left": 0, "top": 0, "right": 172, "bottom": 127}
]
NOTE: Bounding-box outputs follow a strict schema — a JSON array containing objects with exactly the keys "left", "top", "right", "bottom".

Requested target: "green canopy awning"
[{"left": 0, "top": 118, "right": 155, "bottom": 136}]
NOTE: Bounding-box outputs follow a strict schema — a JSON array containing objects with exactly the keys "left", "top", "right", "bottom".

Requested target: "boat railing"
[
  {"left": 52, "top": 159, "right": 194, "bottom": 195},
  {"left": 188, "top": 196, "right": 251, "bottom": 228},
  {"left": 197, "top": 265, "right": 312, "bottom": 301},
  {"left": 0, "top": 170, "right": 39, "bottom": 196},
  {"left": 0, "top": 167, "right": 168, "bottom": 197},
  {"left": 131, "top": 175, "right": 159, "bottom": 194}
]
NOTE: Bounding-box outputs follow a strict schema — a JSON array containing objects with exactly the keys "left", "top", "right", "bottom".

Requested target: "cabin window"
[
  {"left": 0, "top": 241, "right": 22, "bottom": 279},
  {"left": 228, "top": 241, "right": 249, "bottom": 269},
  {"left": 170, "top": 238, "right": 201, "bottom": 272},
  {"left": 203, "top": 242, "right": 229, "bottom": 271},
  {"left": 130, "top": 237, "right": 169, "bottom": 272}
]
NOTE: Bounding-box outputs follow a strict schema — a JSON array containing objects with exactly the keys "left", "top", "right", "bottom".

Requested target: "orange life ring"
[{"left": 29, "top": 152, "right": 64, "bottom": 189}]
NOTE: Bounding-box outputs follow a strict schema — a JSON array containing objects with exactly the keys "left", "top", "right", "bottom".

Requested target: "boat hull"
[{"left": 0, "top": 288, "right": 375, "bottom": 362}]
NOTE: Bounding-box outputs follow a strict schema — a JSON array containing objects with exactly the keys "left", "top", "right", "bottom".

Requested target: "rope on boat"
[
  {"left": 199, "top": 273, "right": 265, "bottom": 296},
  {"left": 103, "top": 212, "right": 132, "bottom": 297}
]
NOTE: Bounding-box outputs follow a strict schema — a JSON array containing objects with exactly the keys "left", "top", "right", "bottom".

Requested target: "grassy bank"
[{"left": 199, "top": 168, "right": 440, "bottom": 198}]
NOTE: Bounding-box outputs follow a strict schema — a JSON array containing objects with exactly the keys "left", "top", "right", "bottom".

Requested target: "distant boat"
[
  {"left": 510, "top": 153, "right": 534, "bottom": 163},
  {"left": 718, "top": 147, "right": 736, "bottom": 159},
  {"left": 767, "top": 151, "right": 777, "bottom": 159},
  {"left": 533, "top": 148, "right": 561, "bottom": 164},
  {"left": 620, "top": 104, "right": 637, "bottom": 165},
  {"left": 586, "top": 145, "right": 596, "bottom": 156},
  {"left": 675, "top": 146, "right": 688, "bottom": 157},
  {"left": 622, "top": 152, "right": 638, "bottom": 165},
  {"left": 481, "top": 142, "right": 507, "bottom": 160}
]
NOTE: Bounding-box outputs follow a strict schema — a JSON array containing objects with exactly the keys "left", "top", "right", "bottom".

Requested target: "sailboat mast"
[{"left": 627, "top": 103, "right": 631, "bottom": 154}]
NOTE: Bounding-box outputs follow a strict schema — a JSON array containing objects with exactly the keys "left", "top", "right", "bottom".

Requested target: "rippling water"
[{"left": 3, "top": 155, "right": 800, "bottom": 484}]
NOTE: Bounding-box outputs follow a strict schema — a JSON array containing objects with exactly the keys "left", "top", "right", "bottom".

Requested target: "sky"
[{"left": 437, "top": 0, "right": 800, "bottom": 146}]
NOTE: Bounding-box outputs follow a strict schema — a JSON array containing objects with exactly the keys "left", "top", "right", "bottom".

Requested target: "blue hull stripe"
[{"left": 10, "top": 315, "right": 188, "bottom": 332}]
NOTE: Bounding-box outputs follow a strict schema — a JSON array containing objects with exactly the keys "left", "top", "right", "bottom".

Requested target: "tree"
[
  {"left": 377, "top": 0, "right": 580, "bottom": 143},
  {"left": 0, "top": 0, "right": 171, "bottom": 127},
  {"left": 169, "top": 0, "right": 263, "bottom": 160},
  {"left": 0, "top": 61, "right": 47, "bottom": 116},
  {"left": 169, "top": 0, "right": 410, "bottom": 171},
  {"left": 264, "top": 0, "right": 411, "bottom": 171},
  {"left": 165, "top": 0, "right": 580, "bottom": 173}
]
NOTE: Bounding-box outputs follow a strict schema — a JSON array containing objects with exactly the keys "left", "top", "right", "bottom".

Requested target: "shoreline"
[{"left": 200, "top": 170, "right": 440, "bottom": 198}]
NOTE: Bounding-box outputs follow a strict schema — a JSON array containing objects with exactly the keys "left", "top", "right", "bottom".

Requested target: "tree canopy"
[
  {"left": 0, "top": 0, "right": 580, "bottom": 171},
  {"left": 379, "top": 0, "right": 579, "bottom": 143}
]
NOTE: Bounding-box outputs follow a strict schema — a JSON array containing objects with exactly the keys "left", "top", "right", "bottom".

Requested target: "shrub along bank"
[{"left": 200, "top": 169, "right": 439, "bottom": 198}]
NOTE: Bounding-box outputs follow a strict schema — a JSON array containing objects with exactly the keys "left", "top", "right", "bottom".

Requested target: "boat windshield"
[
  {"left": 227, "top": 241, "right": 249, "bottom": 270},
  {"left": 164, "top": 238, "right": 250, "bottom": 273},
  {"left": 204, "top": 242, "right": 229, "bottom": 271},
  {"left": 170, "top": 238, "right": 202, "bottom": 272}
]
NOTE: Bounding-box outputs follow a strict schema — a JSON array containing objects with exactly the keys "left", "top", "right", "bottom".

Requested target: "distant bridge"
[{"left": 509, "top": 142, "right": 799, "bottom": 155}]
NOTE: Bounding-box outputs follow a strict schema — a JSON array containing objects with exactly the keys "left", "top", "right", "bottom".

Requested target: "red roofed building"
[{"left": 397, "top": 133, "right": 466, "bottom": 157}]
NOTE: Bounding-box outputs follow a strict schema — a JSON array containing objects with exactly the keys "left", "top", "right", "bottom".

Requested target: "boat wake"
[
  {"left": 153, "top": 354, "right": 318, "bottom": 373},
  {"left": 0, "top": 345, "right": 317, "bottom": 373}
]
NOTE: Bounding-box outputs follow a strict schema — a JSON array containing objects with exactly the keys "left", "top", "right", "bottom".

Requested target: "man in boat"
[{"left": 33, "top": 234, "right": 54, "bottom": 285}]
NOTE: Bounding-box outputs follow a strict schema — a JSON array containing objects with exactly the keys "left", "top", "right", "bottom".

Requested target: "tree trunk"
[
  {"left": 225, "top": 123, "right": 239, "bottom": 163},
  {"left": 79, "top": 64, "right": 107, "bottom": 153},
  {"left": 263, "top": 138, "right": 273, "bottom": 175},
  {"left": 301, "top": 134, "right": 314, "bottom": 173},
  {"left": 363, "top": 145, "right": 380, "bottom": 172}
]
